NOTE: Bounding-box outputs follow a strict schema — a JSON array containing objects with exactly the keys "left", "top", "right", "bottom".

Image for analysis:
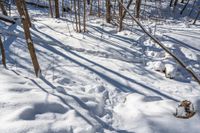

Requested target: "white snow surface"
[{"left": 0, "top": 2, "right": 200, "bottom": 133}]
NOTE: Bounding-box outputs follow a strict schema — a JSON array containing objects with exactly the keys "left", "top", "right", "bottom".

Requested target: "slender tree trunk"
[
  {"left": 74, "top": 0, "right": 78, "bottom": 32},
  {"left": 22, "top": 0, "right": 32, "bottom": 27},
  {"left": 77, "top": 0, "right": 81, "bottom": 32},
  {"left": 89, "top": 0, "right": 93, "bottom": 15},
  {"left": 0, "top": 1, "right": 8, "bottom": 16},
  {"left": 106, "top": 0, "right": 111, "bottom": 23},
  {"left": 0, "top": 36, "right": 6, "bottom": 68},
  {"left": 49, "top": 0, "right": 53, "bottom": 17},
  {"left": 62, "top": 0, "right": 64, "bottom": 17},
  {"left": 135, "top": 0, "right": 142, "bottom": 18},
  {"left": 122, "top": 0, "right": 133, "bottom": 20},
  {"left": 16, "top": 0, "right": 41, "bottom": 77},
  {"left": 55, "top": 0, "right": 60, "bottom": 18},
  {"left": 173, "top": 0, "right": 178, "bottom": 11},
  {"left": 174, "top": 0, "right": 179, "bottom": 6},
  {"left": 170, "top": 0, "right": 174, "bottom": 7},
  {"left": 180, "top": 0, "right": 190, "bottom": 15},
  {"left": 98, "top": 0, "right": 100, "bottom": 17},
  {"left": 83, "top": 0, "right": 86, "bottom": 32},
  {"left": 119, "top": 0, "right": 123, "bottom": 31}
]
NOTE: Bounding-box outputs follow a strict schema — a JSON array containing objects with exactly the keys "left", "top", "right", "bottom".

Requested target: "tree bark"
[
  {"left": 49, "top": 0, "right": 53, "bottom": 17},
  {"left": 22, "top": 0, "right": 32, "bottom": 27},
  {"left": 122, "top": 0, "right": 133, "bottom": 20},
  {"left": 74, "top": 0, "right": 78, "bottom": 32},
  {"left": 170, "top": 0, "right": 174, "bottom": 7},
  {"left": 0, "top": 36, "right": 6, "bottom": 68},
  {"left": 119, "top": 0, "right": 123, "bottom": 31},
  {"left": 98, "top": 0, "right": 100, "bottom": 17},
  {"left": 0, "top": 1, "right": 8, "bottom": 16},
  {"left": 180, "top": 0, "right": 190, "bottom": 15},
  {"left": 55, "top": 0, "right": 60, "bottom": 18},
  {"left": 16, "top": 0, "right": 41, "bottom": 77},
  {"left": 77, "top": 0, "right": 81, "bottom": 32},
  {"left": 83, "top": 0, "right": 86, "bottom": 32},
  {"left": 89, "top": 0, "right": 93, "bottom": 15},
  {"left": 106, "top": 0, "right": 111, "bottom": 23},
  {"left": 135, "top": 0, "right": 141, "bottom": 18},
  {"left": 62, "top": 0, "right": 64, "bottom": 17}
]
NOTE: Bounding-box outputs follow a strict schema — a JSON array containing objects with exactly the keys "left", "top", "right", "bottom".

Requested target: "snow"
[{"left": 0, "top": 1, "right": 200, "bottom": 133}]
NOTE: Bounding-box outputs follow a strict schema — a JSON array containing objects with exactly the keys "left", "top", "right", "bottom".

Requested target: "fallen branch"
[
  {"left": 118, "top": 0, "right": 200, "bottom": 85},
  {"left": 0, "top": 14, "right": 15, "bottom": 24},
  {"left": 25, "top": 1, "right": 49, "bottom": 8}
]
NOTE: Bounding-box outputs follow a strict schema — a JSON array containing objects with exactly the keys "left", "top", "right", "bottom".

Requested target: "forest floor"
[{"left": 0, "top": 2, "right": 200, "bottom": 133}]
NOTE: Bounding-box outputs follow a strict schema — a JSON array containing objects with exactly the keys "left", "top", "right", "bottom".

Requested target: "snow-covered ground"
[{"left": 0, "top": 2, "right": 200, "bottom": 133}]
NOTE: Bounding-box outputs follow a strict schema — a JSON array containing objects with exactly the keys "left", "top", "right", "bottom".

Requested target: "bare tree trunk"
[
  {"left": 22, "top": 0, "right": 32, "bottom": 27},
  {"left": 135, "top": 0, "right": 142, "bottom": 18},
  {"left": 106, "top": 0, "right": 111, "bottom": 23},
  {"left": 0, "top": 36, "right": 6, "bottom": 68},
  {"left": 98, "top": 0, "right": 100, "bottom": 17},
  {"left": 83, "top": 0, "right": 86, "bottom": 32},
  {"left": 78, "top": 0, "right": 81, "bottom": 32},
  {"left": 0, "top": 1, "right": 8, "bottom": 16},
  {"left": 74, "top": 0, "right": 78, "bottom": 32},
  {"left": 16, "top": 0, "right": 41, "bottom": 77},
  {"left": 173, "top": 0, "right": 178, "bottom": 11},
  {"left": 170, "top": 0, "right": 174, "bottom": 7},
  {"left": 62, "top": 0, "right": 64, "bottom": 17},
  {"left": 119, "top": 0, "right": 123, "bottom": 31},
  {"left": 122, "top": 0, "right": 133, "bottom": 20},
  {"left": 89, "top": 0, "right": 93, "bottom": 15},
  {"left": 180, "top": 0, "right": 190, "bottom": 14},
  {"left": 49, "top": 0, "right": 53, "bottom": 17},
  {"left": 55, "top": 0, "right": 60, "bottom": 18}
]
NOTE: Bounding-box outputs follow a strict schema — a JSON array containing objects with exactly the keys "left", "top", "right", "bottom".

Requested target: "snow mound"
[{"left": 165, "top": 63, "right": 177, "bottom": 79}]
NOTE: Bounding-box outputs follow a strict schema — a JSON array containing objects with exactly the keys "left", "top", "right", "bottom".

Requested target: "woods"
[
  {"left": 0, "top": 0, "right": 200, "bottom": 80},
  {"left": 1, "top": 1, "right": 200, "bottom": 132}
]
